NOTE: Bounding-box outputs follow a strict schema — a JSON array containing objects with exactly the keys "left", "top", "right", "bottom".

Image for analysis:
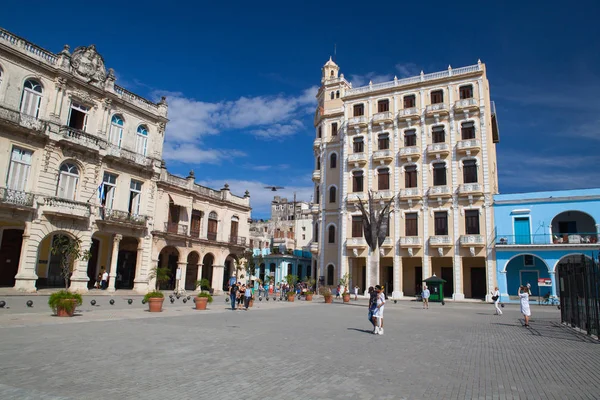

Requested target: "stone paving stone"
[{"left": 0, "top": 300, "right": 598, "bottom": 399}]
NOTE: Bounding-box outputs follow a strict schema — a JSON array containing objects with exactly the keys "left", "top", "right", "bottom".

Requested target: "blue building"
[
  {"left": 254, "top": 250, "right": 313, "bottom": 288},
  {"left": 494, "top": 189, "right": 600, "bottom": 302}
]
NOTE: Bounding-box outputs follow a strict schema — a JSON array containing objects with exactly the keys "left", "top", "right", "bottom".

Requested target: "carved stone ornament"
[{"left": 70, "top": 45, "right": 107, "bottom": 84}]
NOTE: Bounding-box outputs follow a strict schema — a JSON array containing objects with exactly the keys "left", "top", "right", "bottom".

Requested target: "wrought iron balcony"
[
  {"left": 229, "top": 235, "right": 247, "bottom": 246},
  {"left": 457, "top": 139, "right": 481, "bottom": 153},
  {"left": 0, "top": 104, "right": 47, "bottom": 133},
  {"left": 459, "top": 235, "right": 485, "bottom": 246},
  {"left": 399, "top": 146, "right": 421, "bottom": 159},
  {"left": 425, "top": 103, "right": 449, "bottom": 116},
  {"left": 43, "top": 197, "right": 90, "bottom": 219},
  {"left": 59, "top": 126, "right": 106, "bottom": 151},
  {"left": 398, "top": 107, "right": 420, "bottom": 120},
  {"left": 495, "top": 233, "right": 599, "bottom": 246},
  {"left": 373, "top": 111, "right": 393, "bottom": 124},
  {"left": 101, "top": 209, "right": 148, "bottom": 227},
  {"left": 429, "top": 235, "right": 452, "bottom": 246},
  {"left": 399, "top": 236, "right": 422, "bottom": 247},
  {"left": 458, "top": 183, "right": 483, "bottom": 195},
  {"left": 426, "top": 143, "right": 450, "bottom": 155},
  {"left": 0, "top": 187, "right": 35, "bottom": 208},
  {"left": 454, "top": 98, "right": 479, "bottom": 112}
]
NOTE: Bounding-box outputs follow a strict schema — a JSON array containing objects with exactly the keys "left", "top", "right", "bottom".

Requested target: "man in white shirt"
[
  {"left": 372, "top": 285, "right": 385, "bottom": 335},
  {"left": 422, "top": 285, "right": 430, "bottom": 309},
  {"left": 101, "top": 269, "right": 109, "bottom": 290}
]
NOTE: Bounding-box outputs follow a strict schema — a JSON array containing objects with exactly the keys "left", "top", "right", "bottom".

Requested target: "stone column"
[
  {"left": 107, "top": 234, "right": 122, "bottom": 292},
  {"left": 69, "top": 234, "right": 93, "bottom": 293},
  {"left": 392, "top": 255, "right": 402, "bottom": 299},
  {"left": 212, "top": 264, "right": 224, "bottom": 294},
  {"left": 177, "top": 261, "right": 187, "bottom": 293},
  {"left": 132, "top": 239, "right": 147, "bottom": 293},
  {"left": 196, "top": 263, "right": 204, "bottom": 289},
  {"left": 13, "top": 221, "right": 38, "bottom": 292}
]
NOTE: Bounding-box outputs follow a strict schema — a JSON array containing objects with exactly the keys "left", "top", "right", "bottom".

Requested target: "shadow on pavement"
[
  {"left": 492, "top": 320, "right": 599, "bottom": 343},
  {"left": 347, "top": 327, "right": 374, "bottom": 334}
]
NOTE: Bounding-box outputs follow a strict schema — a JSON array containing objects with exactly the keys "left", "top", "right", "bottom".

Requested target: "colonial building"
[
  {"left": 311, "top": 58, "right": 500, "bottom": 300},
  {"left": 0, "top": 27, "right": 250, "bottom": 294},
  {"left": 494, "top": 188, "right": 600, "bottom": 302}
]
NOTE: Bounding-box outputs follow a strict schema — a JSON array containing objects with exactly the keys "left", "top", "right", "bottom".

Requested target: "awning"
[{"left": 168, "top": 193, "right": 188, "bottom": 207}]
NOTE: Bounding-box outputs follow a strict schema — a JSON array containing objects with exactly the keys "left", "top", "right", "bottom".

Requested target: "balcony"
[
  {"left": 454, "top": 98, "right": 479, "bottom": 112},
  {"left": 380, "top": 237, "right": 393, "bottom": 247},
  {"left": 373, "top": 190, "right": 393, "bottom": 200},
  {"left": 429, "top": 235, "right": 452, "bottom": 247},
  {"left": 310, "top": 242, "right": 319, "bottom": 254},
  {"left": 397, "top": 107, "right": 420, "bottom": 121},
  {"left": 59, "top": 126, "right": 105, "bottom": 152},
  {"left": 460, "top": 235, "right": 485, "bottom": 247},
  {"left": 98, "top": 209, "right": 148, "bottom": 228},
  {"left": 312, "top": 169, "right": 321, "bottom": 182},
  {"left": 426, "top": 143, "right": 450, "bottom": 156},
  {"left": 372, "top": 150, "right": 394, "bottom": 163},
  {"left": 42, "top": 197, "right": 91, "bottom": 219},
  {"left": 0, "top": 187, "right": 35, "bottom": 209},
  {"left": 313, "top": 137, "right": 322, "bottom": 148},
  {"left": 399, "top": 188, "right": 421, "bottom": 199},
  {"left": 105, "top": 144, "right": 153, "bottom": 168},
  {"left": 373, "top": 111, "right": 393, "bottom": 125},
  {"left": 207, "top": 232, "right": 217, "bottom": 241},
  {"left": 346, "top": 193, "right": 367, "bottom": 203},
  {"left": 347, "top": 153, "right": 368, "bottom": 165},
  {"left": 458, "top": 183, "right": 483, "bottom": 196},
  {"left": 399, "top": 146, "right": 421, "bottom": 159},
  {"left": 347, "top": 116, "right": 368, "bottom": 128},
  {"left": 399, "top": 236, "right": 422, "bottom": 247},
  {"left": 165, "top": 222, "right": 188, "bottom": 235},
  {"left": 428, "top": 186, "right": 452, "bottom": 198},
  {"left": 495, "top": 233, "right": 599, "bottom": 247},
  {"left": 229, "top": 236, "right": 247, "bottom": 247},
  {"left": 311, "top": 204, "right": 320, "bottom": 214},
  {"left": 457, "top": 139, "right": 481, "bottom": 153},
  {"left": 425, "top": 103, "right": 449, "bottom": 117},
  {"left": 0, "top": 104, "right": 47, "bottom": 133},
  {"left": 346, "top": 237, "right": 367, "bottom": 248}
]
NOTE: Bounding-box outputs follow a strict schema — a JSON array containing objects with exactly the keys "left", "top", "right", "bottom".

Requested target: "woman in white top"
[
  {"left": 519, "top": 286, "right": 531, "bottom": 327},
  {"left": 372, "top": 285, "right": 385, "bottom": 335},
  {"left": 491, "top": 287, "right": 502, "bottom": 315}
]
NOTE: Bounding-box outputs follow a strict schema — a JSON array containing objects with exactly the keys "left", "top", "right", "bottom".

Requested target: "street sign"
[{"left": 538, "top": 278, "right": 552, "bottom": 287}]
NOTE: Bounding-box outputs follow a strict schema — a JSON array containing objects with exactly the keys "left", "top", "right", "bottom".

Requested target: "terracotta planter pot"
[
  {"left": 343, "top": 294, "right": 351, "bottom": 303},
  {"left": 195, "top": 297, "right": 208, "bottom": 310},
  {"left": 148, "top": 297, "right": 164, "bottom": 312},
  {"left": 305, "top": 294, "right": 313, "bottom": 301},
  {"left": 56, "top": 299, "right": 78, "bottom": 317},
  {"left": 324, "top": 295, "right": 333, "bottom": 304},
  {"left": 287, "top": 294, "right": 295, "bottom": 302}
]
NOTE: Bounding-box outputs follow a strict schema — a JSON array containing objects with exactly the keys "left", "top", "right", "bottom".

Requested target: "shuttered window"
[
  {"left": 434, "top": 212, "right": 448, "bottom": 235},
  {"left": 57, "top": 163, "right": 79, "bottom": 200},
  {"left": 128, "top": 180, "right": 142, "bottom": 215},
  {"left": 352, "top": 216, "right": 363, "bottom": 238},
  {"left": 20, "top": 80, "right": 43, "bottom": 118},
  {"left": 405, "top": 213, "right": 418, "bottom": 236},
  {"left": 465, "top": 210, "right": 480, "bottom": 234},
  {"left": 136, "top": 125, "right": 148, "bottom": 155},
  {"left": 378, "top": 168, "right": 390, "bottom": 190},
  {"left": 7, "top": 147, "right": 32, "bottom": 191},
  {"left": 405, "top": 165, "right": 417, "bottom": 188}
]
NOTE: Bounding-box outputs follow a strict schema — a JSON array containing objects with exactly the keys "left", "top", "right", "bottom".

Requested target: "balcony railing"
[
  {"left": 457, "top": 139, "right": 481, "bottom": 152},
  {"left": 373, "top": 190, "right": 393, "bottom": 199},
  {"left": 428, "top": 186, "right": 452, "bottom": 196},
  {"left": 229, "top": 235, "right": 247, "bottom": 246},
  {"left": 425, "top": 103, "right": 449, "bottom": 115},
  {"left": 312, "top": 170, "right": 321, "bottom": 182},
  {"left": 373, "top": 111, "right": 393, "bottom": 124},
  {"left": 347, "top": 193, "right": 367, "bottom": 202},
  {"left": 207, "top": 232, "right": 217, "bottom": 241},
  {"left": 190, "top": 229, "right": 201, "bottom": 238},
  {"left": 429, "top": 235, "right": 452, "bottom": 246},
  {"left": 313, "top": 138, "right": 322, "bottom": 148},
  {"left": 59, "top": 126, "right": 106, "bottom": 150},
  {"left": 373, "top": 150, "right": 394, "bottom": 161},
  {"left": 399, "top": 188, "right": 421, "bottom": 198},
  {"left": 458, "top": 183, "right": 483, "bottom": 194},
  {"left": 347, "top": 237, "right": 367, "bottom": 247},
  {"left": 399, "top": 146, "right": 420, "bottom": 157},
  {"left": 348, "top": 116, "right": 367, "bottom": 126},
  {"left": 165, "top": 222, "right": 188, "bottom": 235},
  {"left": 106, "top": 144, "right": 152, "bottom": 167},
  {"left": 310, "top": 242, "right": 319, "bottom": 253},
  {"left": 43, "top": 197, "right": 91, "bottom": 218},
  {"left": 348, "top": 153, "right": 368, "bottom": 163},
  {"left": 0, "top": 104, "right": 47, "bottom": 132},
  {"left": 0, "top": 187, "right": 35, "bottom": 207},
  {"left": 400, "top": 236, "right": 422, "bottom": 246},
  {"left": 459, "top": 235, "right": 485, "bottom": 246},
  {"left": 454, "top": 98, "right": 479, "bottom": 110},
  {"left": 426, "top": 143, "right": 450, "bottom": 154},
  {"left": 398, "top": 107, "right": 420, "bottom": 119},
  {"left": 496, "top": 233, "right": 599, "bottom": 246},
  {"left": 102, "top": 209, "right": 148, "bottom": 226},
  {"left": 310, "top": 204, "right": 319, "bottom": 214}
]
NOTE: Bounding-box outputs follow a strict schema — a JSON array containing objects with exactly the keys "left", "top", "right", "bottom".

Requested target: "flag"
[{"left": 98, "top": 183, "right": 105, "bottom": 203}]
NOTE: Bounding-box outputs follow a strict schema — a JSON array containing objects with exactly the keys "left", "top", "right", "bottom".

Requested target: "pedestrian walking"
[
  {"left": 519, "top": 285, "right": 531, "bottom": 327},
  {"left": 237, "top": 283, "right": 245, "bottom": 309},
  {"left": 367, "top": 286, "right": 377, "bottom": 331},
  {"left": 229, "top": 283, "right": 238, "bottom": 310},
  {"left": 244, "top": 284, "right": 253, "bottom": 310},
  {"left": 422, "top": 285, "right": 430, "bottom": 309},
  {"left": 372, "top": 285, "right": 385, "bottom": 335},
  {"left": 335, "top": 285, "right": 341, "bottom": 299},
  {"left": 101, "top": 268, "right": 108, "bottom": 290},
  {"left": 492, "top": 287, "right": 502, "bottom": 315},
  {"left": 258, "top": 284, "right": 264, "bottom": 298},
  {"left": 354, "top": 285, "right": 359, "bottom": 300}
]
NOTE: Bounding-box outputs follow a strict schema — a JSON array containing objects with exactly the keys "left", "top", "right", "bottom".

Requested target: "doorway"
[
  {"left": 86, "top": 239, "right": 100, "bottom": 289},
  {"left": 116, "top": 250, "right": 137, "bottom": 290},
  {"left": 441, "top": 267, "right": 453, "bottom": 299},
  {"left": 0, "top": 229, "right": 24, "bottom": 287},
  {"left": 470, "top": 268, "right": 486, "bottom": 299},
  {"left": 414, "top": 266, "right": 422, "bottom": 294}
]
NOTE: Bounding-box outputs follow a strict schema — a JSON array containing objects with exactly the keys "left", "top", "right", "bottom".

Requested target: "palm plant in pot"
[
  {"left": 285, "top": 274, "right": 298, "bottom": 302},
  {"left": 145, "top": 266, "right": 171, "bottom": 312},
  {"left": 194, "top": 278, "right": 213, "bottom": 310},
  {"left": 340, "top": 273, "right": 351, "bottom": 303},
  {"left": 304, "top": 277, "right": 316, "bottom": 301},
  {"left": 48, "top": 235, "right": 90, "bottom": 317}
]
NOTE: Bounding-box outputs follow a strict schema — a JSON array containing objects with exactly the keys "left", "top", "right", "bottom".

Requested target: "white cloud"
[
  {"left": 349, "top": 72, "right": 393, "bottom": 88},
  {"left": 395, "top": 62, "right": 421, "bottom": 78},
  {"left": 250, "top": 120, "right": 304, "bottom": 139},
  {"left": 162, "top": 142, "right": 246, "bottom": 165}
]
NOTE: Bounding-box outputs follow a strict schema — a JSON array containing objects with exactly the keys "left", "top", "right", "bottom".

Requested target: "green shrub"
[
  {"left": 197, "top": 291, "right": 213, "bottom": 304},
  {"left": 48, "top": 290, "right": 83, "bottom": 314},
  {"left": 143, "top": 291, "right": 164, "bottom": 302},
  {"left": 320, "top": 287, "right": 332, "bottom": 297}
]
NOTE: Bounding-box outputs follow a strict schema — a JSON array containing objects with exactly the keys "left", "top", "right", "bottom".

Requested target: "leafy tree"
[
  {"left": 50, "top": 235, "right": 91, "bottom": 289},
  {"left": 148, "top": 266, "right": 171, "bottom": 290}
]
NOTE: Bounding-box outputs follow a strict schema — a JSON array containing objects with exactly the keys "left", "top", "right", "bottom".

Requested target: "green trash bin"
[{"left": 423, "top": 275, "right": 446, "bottom": 303}]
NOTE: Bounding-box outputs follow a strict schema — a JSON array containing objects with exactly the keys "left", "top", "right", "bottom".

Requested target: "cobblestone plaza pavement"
[{"left": 0, "top": 296, "right": 599, "bottom": 400}]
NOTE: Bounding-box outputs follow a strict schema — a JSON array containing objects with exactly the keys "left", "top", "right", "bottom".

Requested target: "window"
[
  {"left": 315, "top": 185, "right": 319, "bottom": 204},
  {"left": 465, "top": 210, "right": 480, "bottom": 235},
  {"left": 405, "top": 165, "right": 417, "bottom": 188},
  {"left": 136, "top": 125, "right": 148, "bottom": 155},
  {"left": 432, "top": 126, "right": 445, "bottom": 143},
  {"left": 404, "top": 130, "right": 417, "bottom": 147},
  {"left": 384, "top": 215, "right": 390, "bottom": 237},
  {"left": 329, "top": 186, "right": 336, "bottom": 203},
  {"left": 314, "top": 223, "right": 319, "bottom": 242},
  {"left": 459, "top": 85, "right": 473, "bottom": 99},
  {"left": 461, "top": 122, "right": 475, "bottom": 140},
  {"left": 330, "top": 92, "right": 334, "bottom": 100},
  {"left": 404, "top": 95, "right": 415, "bottom": 108},
  {"left": 434, "top": 211, "right": 448, "bottom": 235},
  {"left": 20, "top": 79, "right": 43, "bottom": 118},
  {"left": 208, "top": 211, "right": 218, "bottom": 241},
  {"left": 378, "top": 168, "right": 390, "bottom": 190},
  {"left": 378, "top": 99, "right": 389, "bottom": 112},
  {"left": 68, "top": 103, "right": 89, "bottom": 131},
  {"left": 353, "top": 137, "right": 364, "bottom": 153},
  {"left": 331, "top": 122, "right": 338, "bottom": 136},
  {"left": 353, "top": 104, "right": 364, "bottom": 116},
  {"left": 463, "top": 160, "right": 478, "bottom": 183},
  {"left": 352, "top": 171, "right": 364, "bottom": 192},
  {"left": 230, "top": 216, "right": 239, "bottom": 241},
  {"left": 302, "top": 234, "right": 306, "bottom": 240},
  {"left": 378, "top": 133, "right": 389, "bottom": 150},
  {"left": 7, "top": 147, "right": 32, "bottom": 192},
  {"left": 328, "top": 225, "right": 336, "bottom": 243},
  {"left": 336, "top": 90, "right": 340, "bottom": 98},
  {"left": 101, "top": 172, "right": 117, "bottom": 209},
  {"left": 190, "top": 210, "right": 202, "bottom": 237},
  {"left": 405, "top": 213, "right": 418, "bottom": 236},
  {"left": 318, "top": 126, "right": 322, "bottom": 138},
  {"left": 352, "top": 216, "right": 363, "bottom": 237},
  {"left": 57, "top": 162, "right": 79, "bottom": 200},
  {"left": 431, "top": 90, "right": 444, "bottom": 104},
  {"left": 433, "top": 162, "right": 447, "bottom": 186},
  {"left": 330, "top": 153, "right": 337, "bottom": 168},
  {"left": 128, "top": 180, "right": 142, "bottom": 215},
  {"left": 524, "top": 255, "right": 534, "bottom": 266},
  {"left": 109, "top": 115, "right": 124, "bottom": 147},
  {"left": 316, "top": 158, "right": 320, "bottom": 170}
]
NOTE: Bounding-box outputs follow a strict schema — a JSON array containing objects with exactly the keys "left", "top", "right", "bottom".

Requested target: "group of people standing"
[
  {"left": 228, "top": 282, "right": 253, "bottom": 311},
  {"left": 367, "top": 285, "right": 385, "bottom": 335},
  {"left": 491, "top": 285, "right": 532, "bottom": 327}
]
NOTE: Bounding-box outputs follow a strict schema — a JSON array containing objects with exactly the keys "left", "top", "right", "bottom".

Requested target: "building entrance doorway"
[
  {"left": 0, "top": 229, "right": 23, "bottom": 287},
  {"left": 86, "top": 239, "right": 100, "bottom": 289},
  {"left": 470, "top": 268, "right": 486, "bottom": 299},
  {"left": 441, "top": 267, "right": 453, "bottom": 298}
]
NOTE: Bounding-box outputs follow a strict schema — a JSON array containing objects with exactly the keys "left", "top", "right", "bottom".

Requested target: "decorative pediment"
[{"left": 71, "top": 45, "right": 107, "bottom": 85}]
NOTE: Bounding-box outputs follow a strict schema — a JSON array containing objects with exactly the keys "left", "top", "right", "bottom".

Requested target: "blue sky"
[{"left": 3, "top": 0, "right": 600, "bottom": 218}]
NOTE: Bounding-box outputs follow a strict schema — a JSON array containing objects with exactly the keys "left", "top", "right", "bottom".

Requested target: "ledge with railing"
[
  {"left": 425, "top": 103, "right": 449, "bottom": 114},
  {"left": 0, "top": 28, "right": 58, "bottom": 66},
  {"left": 59, "top": 126, "right": 106, "bottom": 150},
  {"left": 400, "top": 236, "right": 422, "bottom": 246},
  {"left": 106, "top": 144, "right": 153, "bottom": 167},
  {"left": 0, "top": 104, "right": 48, "bottom": 132},
  {"left": 164, "top": 222, "right": 188, "bottom": 236},
  {"left": 229, "top": 235, "right": 247, "bottom": 246},
  {"left": 0, "top": 187, "right": 35, "bottom": 207},
  {"left": 114, "top": 85, "right": 160, "bottom": 113},
  {"left": 43, "top": 197, "right": 91, "bottom": 218},
  {"left": 495, "top": 233, "right": 599, "bottom": 246},
  {"left": 101, "top": 209, "right": 148, "bottom": 226}
]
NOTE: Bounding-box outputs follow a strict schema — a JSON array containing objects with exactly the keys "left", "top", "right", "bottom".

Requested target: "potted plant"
[
  {"left": 49, "top": 290, "right": 83, "bottom": 317},
  {"left": 321, "top": 287, "right": 333, "bottom": 303},
  {"left": 48, "top": 235, "right": 90, "bottom": 317},
  {"left": 304, "top": 277, "right": 316, "bottom": 301},
  {"left": 194, "top": 278, "right": 212, "bottom": 310},
  {"left": 339, "top": 273, "right": 351, "bottom": 303},
  {"left": 285, "top": 274, "right": 298, "bottom": 302},
  {"left": 146, "top": 266, "right": 171, "bottom": 312}
]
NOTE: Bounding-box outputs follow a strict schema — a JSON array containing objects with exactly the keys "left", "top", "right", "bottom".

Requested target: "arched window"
[
  {"left": 57, "top": 162, "right": 79, "bottom": 200},
  {"left": 329, "top": 186, "right": 336, "bottom": 203},
  {"left": 109, "top": 115, "right": 124, "bottom": 147},
  {"left": 315, "top": 185, "right": 320, "bottom": 204},
  {"left": 336, "top": 90, "right": 340, "bottom": 98},
  {"left": 330, "top": 91, "right": 334, "bottom": 100},
  {"left": 316, "top": 158, "right": 320, "bottom": 170},
  {"left": 20, "top": 79, "right": 43, "bottom": 118},
  {"left": 314, "top": 223, "right": 319, "bottom": 242},
  {"left": 208, "top": 211, "right": 218, "bottom": 241},
  {"left": 328, "top": 225, "right": 336, "bottom": 243},
  {"left": 136, "top": 125, "right": 148, "bottom": 155},
  {"left": 330, "top": 153, "right": 337, "bottom": 168},
  {"left": 230, "top": 215, "right": 239, "bottom": 242},
  {"left": 330, "top": 70, "right": 334, "bottom": 77},
  {"left": 327, "top": 264, "right": 334, "bottom": 285}
]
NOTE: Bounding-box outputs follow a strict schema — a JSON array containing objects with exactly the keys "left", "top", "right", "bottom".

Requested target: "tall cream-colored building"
[
  {"left": 311, "top": 58, "right": 499, "bottom": 300},
  {"left": 0, "top": 27, "right": 250, "bottom": 294}
]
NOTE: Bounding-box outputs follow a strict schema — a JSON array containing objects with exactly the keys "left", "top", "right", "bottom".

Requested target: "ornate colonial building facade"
[
  {"left": 311, "top": 58, "right": 500, "bottom": 300},
  {"left": 0, "top": 27, "right": 250, "bottom": 294}
]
